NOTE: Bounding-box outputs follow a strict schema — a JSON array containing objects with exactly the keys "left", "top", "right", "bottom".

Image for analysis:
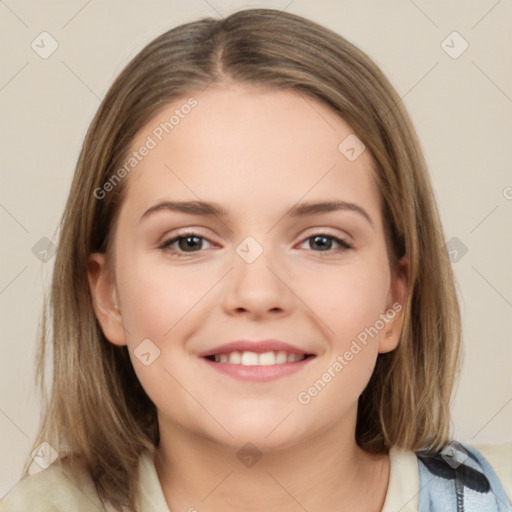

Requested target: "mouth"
[
  {"left": 204, "top": 350, "right": 315, "bottom": 366},
  {"left": 199, "top": 340, "right": 317, "bottom": 381}
]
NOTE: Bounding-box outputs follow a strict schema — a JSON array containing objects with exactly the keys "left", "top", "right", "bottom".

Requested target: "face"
[{"left": 88, "top": 83, "right": 408, "bottom": 451}]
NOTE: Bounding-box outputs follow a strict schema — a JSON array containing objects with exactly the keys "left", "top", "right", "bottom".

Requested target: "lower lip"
[{"left": 201, "top": 357, "right": 315, "bottom": 382}]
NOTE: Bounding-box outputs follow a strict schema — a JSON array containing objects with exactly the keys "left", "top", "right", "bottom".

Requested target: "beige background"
[{"left": 1, "top": 0, "right": 511, "bottom": 497}]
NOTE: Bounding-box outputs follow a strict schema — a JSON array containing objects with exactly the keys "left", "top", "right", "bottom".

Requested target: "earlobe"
[
  {"left": 378, "top": 255, "right": 409, "bottom": 354},
  {"left": 87, "top": 252, "right": 127, "bottom": 346}
]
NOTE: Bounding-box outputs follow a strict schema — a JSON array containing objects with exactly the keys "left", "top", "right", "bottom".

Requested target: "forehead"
[{"left": 121, "top": 84, "right": 379, "bottom": 223}]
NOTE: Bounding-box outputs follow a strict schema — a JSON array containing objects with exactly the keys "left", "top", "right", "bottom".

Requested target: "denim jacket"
[{"left": 417, "top": 441, "right": 512, "bottom": 511}]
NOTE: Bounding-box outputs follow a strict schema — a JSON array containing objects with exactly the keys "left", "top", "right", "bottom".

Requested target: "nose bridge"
[
  {"left": 233, "top": 233, "right": 278, "bottom": 285},
  {"left": 222, "top": 233, "right": 293, "bottom": 315}
]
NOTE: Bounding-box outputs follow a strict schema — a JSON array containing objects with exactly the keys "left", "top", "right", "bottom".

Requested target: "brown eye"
[
  {"left": 160, "top": 232, "right": 213, "bottom": 256},
  {"left": 299, "top": 233, "right": 352, "bottom": 253}
]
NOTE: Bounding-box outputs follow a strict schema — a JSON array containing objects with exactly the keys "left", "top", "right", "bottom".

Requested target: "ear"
[
  {"left": 87, "top": 252, "right": 127, "bottom": 346},
  {"left": 378, "top": 255, "right": 409, "bottom": 354}
]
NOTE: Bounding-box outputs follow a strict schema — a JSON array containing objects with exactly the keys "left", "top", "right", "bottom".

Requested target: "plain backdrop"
[{"left": 1, "top": 0, "right": 511, "bottom": 497}]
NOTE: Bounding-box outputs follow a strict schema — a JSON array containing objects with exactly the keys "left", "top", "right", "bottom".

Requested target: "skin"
[{"left": 88, "top": 82, "right": 408, "bottom": 511}]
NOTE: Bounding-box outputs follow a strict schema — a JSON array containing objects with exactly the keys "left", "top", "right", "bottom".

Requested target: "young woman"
[{"left": 2, "top": 8, "right": 511, "bottom": 512}]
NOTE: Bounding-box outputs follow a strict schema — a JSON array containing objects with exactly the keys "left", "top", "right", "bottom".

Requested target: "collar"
[
  {"left": 137, "top": 445, "right": 421, "bottom": 512},
  {"left": 381, "top": 445, "right": 420, "bottom": 512}
]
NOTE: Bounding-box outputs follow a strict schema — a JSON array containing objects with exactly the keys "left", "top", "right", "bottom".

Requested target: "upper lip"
[{"left": 198, "top": 339, "right": 315, "bottom": 358}]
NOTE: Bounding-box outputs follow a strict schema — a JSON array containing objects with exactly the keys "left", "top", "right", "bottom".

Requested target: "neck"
[{"left": 154, "top": 415, "right": 390, "bottom": 512}]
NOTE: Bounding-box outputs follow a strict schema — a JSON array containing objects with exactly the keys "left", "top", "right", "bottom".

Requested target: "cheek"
[
  {"left": 305, "top": 257, "right": 390, "bottom": 383},
  {"left": 308, "top": 258, "right": 391, "bottom": 342},
  {"left": 116, "top": 251, "right": 215, "bottom": 340},
  {"left": 294, "top": 266, "right": 389, "bottom": 413}
]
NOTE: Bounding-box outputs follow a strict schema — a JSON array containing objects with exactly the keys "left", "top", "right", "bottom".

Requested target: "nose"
[{"left": 221, "top": 241, "right": 295, "bottom": 320}]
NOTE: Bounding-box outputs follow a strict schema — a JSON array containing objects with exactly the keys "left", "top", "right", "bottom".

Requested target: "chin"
[
  {"left": 205, "top": 413, "right": 307, "bottom": 453},
  {"left": 217, "top": 431, "right": 303, "bottom": 455}
]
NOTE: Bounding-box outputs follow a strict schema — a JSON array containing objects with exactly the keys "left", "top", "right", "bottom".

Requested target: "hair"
[{"left": 24, "top": 7, "right": 462, "bottom": 512}]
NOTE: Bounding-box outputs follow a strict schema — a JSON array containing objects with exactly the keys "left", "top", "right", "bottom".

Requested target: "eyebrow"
[{"left": 139, "top": 199, "right": 373, "bottom": 226}]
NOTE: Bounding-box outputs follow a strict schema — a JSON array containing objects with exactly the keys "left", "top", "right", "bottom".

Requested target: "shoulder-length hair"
[{"left": 24, "top": 8, "right": 462, "bottom": 511}]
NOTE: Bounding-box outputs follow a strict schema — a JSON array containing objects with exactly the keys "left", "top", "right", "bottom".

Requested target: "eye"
[
  {"left": 159, "top": 231, "right": 214, "bottom": 256},
  {"left": 159, "top": 231, "right": 353, "bottom": 257},
  {"left": 298, "top": 233, "right": 353, "bottom": 254}
]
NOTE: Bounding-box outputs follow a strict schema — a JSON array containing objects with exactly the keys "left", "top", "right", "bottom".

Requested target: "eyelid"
[
  {"left": 296, "top": 232, "right": 353, "bottom": 253},
  {"left": 158, "top": 228, "right": 218, "bottom": 249},
  {"left": 158, "top": 226, "right": 352, "bottom": 245},
  {"left": 158, "top": 227, "right": 354, "bottom": 256},
  {"left": 300, "top": 226, "right": 353, "bottom": 243}
]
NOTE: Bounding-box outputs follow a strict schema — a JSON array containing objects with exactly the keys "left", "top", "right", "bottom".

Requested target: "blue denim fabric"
[{"left": 418, "top": 441, "right": 512, "bottom": 511}]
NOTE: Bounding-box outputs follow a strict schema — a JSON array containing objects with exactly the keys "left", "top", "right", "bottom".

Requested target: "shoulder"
[
  {"left": 416, "top": 440, "right": 512, "bottom": 510},
  {"left": 472, "top": 441, "right": 512, "bottom": 503},
  {"left": 0, "top": 457, "right": 105, "bottom": 512}
]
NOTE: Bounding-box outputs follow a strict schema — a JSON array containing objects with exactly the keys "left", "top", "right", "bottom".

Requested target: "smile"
[
  {"left": 201, "top": 351, "right": 316, "bottom": 382},
  {"left": 206, "top": 350, "right": 309, "bottom": 365}
]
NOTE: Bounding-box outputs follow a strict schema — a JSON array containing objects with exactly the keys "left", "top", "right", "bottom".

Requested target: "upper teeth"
[{"left": 213, "top": 350, "right": 305, "bottom": 365}]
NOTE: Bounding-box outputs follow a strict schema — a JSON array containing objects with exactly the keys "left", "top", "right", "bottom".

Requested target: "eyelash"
[{"left": 158, "top": 230, "right": 353, "bottom": 257}]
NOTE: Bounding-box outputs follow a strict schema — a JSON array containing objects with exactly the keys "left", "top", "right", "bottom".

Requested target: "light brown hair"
[{"left": 24, "top": 8, "right": 462, "bottom": 511}]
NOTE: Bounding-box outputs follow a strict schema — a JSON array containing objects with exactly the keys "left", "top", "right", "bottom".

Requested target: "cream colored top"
[{"left": 1, "top": 443, "right": 511, "bottom": 511}]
